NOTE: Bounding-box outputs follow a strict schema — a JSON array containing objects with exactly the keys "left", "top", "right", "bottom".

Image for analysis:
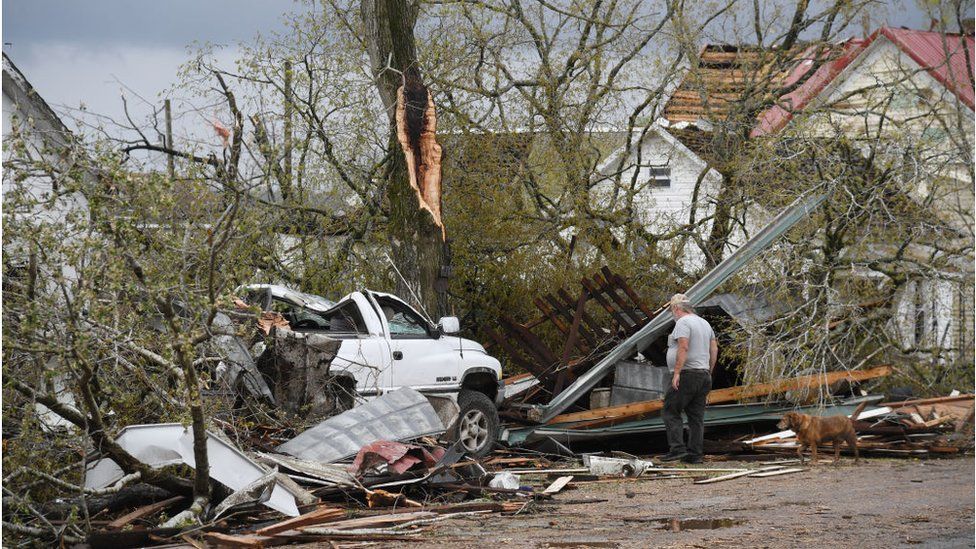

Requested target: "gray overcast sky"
[
  {"left": 2, "top": 0, "right": 307, "bottom": 138},
  {"left": 1, "top": 0, "right": 938, "bottom": 136}
]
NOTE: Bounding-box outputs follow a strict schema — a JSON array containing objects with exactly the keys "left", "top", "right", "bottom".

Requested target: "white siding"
[{"left": 593, "top": 127, "right": 731, "bottom": 271}]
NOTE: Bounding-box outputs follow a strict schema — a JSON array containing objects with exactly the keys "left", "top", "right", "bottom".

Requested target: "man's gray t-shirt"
[{"left": 666, "top": 314, "right": 715, "bottom": 372}]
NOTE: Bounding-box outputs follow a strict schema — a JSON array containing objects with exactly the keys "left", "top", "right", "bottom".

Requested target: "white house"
[
  {"left": 3, "top": 52, "right": 87, "bottom": 428},
  {"left": 590, "top": 122, "right": 760, "bottom": 273},
  {"left": 629, "top": 28, "right": 974, "bottom": 360},
  {"left": 3, "top": 52, "right": 88, "bottom": 224}
]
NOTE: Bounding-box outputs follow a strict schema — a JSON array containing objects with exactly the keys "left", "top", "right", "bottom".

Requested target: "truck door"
[
  {"left": 369, "top": 294, "right": 461, "bottom": 393},
  {"left": 323, "top": 294, "right": 393, "bottom": 396}
]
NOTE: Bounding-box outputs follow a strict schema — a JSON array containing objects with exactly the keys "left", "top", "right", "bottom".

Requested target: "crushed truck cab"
[{"left": 240, "top": 285, "right": 503, "bottom": 456}]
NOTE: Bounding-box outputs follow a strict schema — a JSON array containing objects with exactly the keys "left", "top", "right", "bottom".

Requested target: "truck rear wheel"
[{"left": 455, "top": 389, "right": 499, "bottom": 458}]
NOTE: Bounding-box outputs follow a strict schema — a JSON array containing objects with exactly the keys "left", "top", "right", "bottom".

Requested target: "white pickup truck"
[{"left": 241, "top": 285, "right": 504, "bottom": 457}]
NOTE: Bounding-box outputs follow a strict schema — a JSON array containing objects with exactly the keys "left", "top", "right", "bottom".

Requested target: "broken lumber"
[
  {"left": 748, "top": 467, "right": 804, "bottom": 478},
  {"left": 880, "top": 394, "right": 974, "bottom": 408},
  {"left": 549, "top": 365, "right": 893, "bottom": 428},
  {"left": 255, "top": 506, "right": 345, "bottom": 535},
  {"left": 543, "top": 476, "right": 574, "bottom": 494},
  {"left": 205, "top": 531, "right": 276, "bottom": 548},
  {"left": 105, "top": 496, "right": 184, "bottom": 529},
  {"left": 693, "top": 466, "right": 784, "bottom": 484},
  {"left": 318, "top": 511, "right": 436, "bottom": 530}
]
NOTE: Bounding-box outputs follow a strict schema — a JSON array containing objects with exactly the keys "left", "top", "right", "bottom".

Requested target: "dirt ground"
[{"left": 391, "top": 456, "right": 974, "bottom": 549}]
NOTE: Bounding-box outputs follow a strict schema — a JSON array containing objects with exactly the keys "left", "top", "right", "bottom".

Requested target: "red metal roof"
[
  {"left": 880, "top": 27, "right": 975, "bottom": 110},
  {"left": 751, "top": 39, "right": 869, "bottom": 136},
  {"left": 752, "top": 27, "right": 975, "bottom": 136}
]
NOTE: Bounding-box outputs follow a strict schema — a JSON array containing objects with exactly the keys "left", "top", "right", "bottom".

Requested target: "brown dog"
[{"left": 777, "top": 411, "right": 859, "bottom": 464}]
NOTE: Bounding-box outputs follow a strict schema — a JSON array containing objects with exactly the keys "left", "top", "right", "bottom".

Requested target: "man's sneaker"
[
  {"left": 659, "top": 451, "right": 688, "bottom": 462},
  {"left": 681, "top": 455, "right": 703, "bottom": 464}
]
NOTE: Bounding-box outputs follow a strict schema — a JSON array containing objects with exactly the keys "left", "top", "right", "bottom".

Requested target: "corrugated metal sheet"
[
  {"left": 277, "top": 388, "right": 445, "bottom": 464},
  {"left": 531, "top": 190, "right": 829, "bottom": 424},
  {"left": 699, "top": 290, "right": 785, "bottom": 325},
  {"left": 507, "top": 396, "right": 881, "bottom": 445}
]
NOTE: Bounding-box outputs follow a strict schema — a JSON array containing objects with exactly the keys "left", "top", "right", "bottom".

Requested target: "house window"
[
  {"left": 643, "top": 165, "right": 671, "bottom": 187},
  {"left": 897, "top": 279, "right": 956, "bottom": 352}
]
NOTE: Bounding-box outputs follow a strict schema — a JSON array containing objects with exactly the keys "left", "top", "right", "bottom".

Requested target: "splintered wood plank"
[
  {"left": 694, "top": 466, "right": 784, "bottom": 484},
  {"left": 748, "top": 467, "right": 805, "bottom": 478},
  {"left": 256, "top": 506, "right": 345, "bottom": 535},
  {"left": 316, "top": 511, "right": 436, "bottom": 530},
  {"left": 543, "top": 475, "right": 574, "bottom": 494},
  {"left": 204, "top": 531, "right": 276, "bottom": 548},
  {"left": 548, "top": 365, "right": 893, "bottom": 427},
  {"left": 106, "top": 496, "right": 185, "bottom": 529}
]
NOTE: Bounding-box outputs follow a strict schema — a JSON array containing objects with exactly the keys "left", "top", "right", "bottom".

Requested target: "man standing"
[{"left": 659, "top": 294, "right": 718, "bottom": 464}]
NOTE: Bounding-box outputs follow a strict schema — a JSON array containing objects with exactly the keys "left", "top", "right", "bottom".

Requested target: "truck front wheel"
[{"left": 455, "top": 389, "right": 499, "bottom": 458}]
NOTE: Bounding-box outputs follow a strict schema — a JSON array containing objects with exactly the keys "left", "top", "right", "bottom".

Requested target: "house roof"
[
  {"left": 882, "top": 27, "right": 975, "bottom": 109},
  {"left": 752, "top": 27, "right": 975, "bottom": 136},
  {"left": 2, "top": 52, "right": 72, "bottom": 140},
  {"left": 662, "top": 28, "right": 975, "bottom": 138},
  {"left": 661, "top": 44, "right": 801, "bottom": 125},
  {"left": 750, "top": 39, "right": 870, "bottom": 136}
]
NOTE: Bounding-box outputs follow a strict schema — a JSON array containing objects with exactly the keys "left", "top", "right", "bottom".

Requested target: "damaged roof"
[
  {"left": 663, "top": 28, "right": 975, "bottom": 137},
  {"left": 661, "top": 44, "right": 808, "bottom": 125}
]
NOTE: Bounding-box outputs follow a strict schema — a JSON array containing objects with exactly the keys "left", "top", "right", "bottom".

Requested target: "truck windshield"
[{"left": 377, "top": 297, "right": 430, "bottom": 338}]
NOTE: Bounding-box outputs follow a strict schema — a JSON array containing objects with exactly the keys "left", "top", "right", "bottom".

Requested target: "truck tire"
[{"left": 455, "top": 389, "right": 499, "bottom": 458}]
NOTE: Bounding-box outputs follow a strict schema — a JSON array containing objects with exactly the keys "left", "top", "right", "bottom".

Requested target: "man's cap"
[{"left": 669, "top": 293, "right": 691, "bottom": 307}]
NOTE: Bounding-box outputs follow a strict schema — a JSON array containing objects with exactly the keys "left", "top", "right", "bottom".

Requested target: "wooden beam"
[
  {"left": 547, "top": 365, "right": 893, "bottom": 428},
  {"left": 534, "top": 297, "right": 571, "bottom": 335},
  {"left": 483, "top": 325, "right": 538, "bottom": 374},
  {"left": 581, "top": 277, "right": 631, "bottom": 329},
  {"left": 545, "top": 293, "right": 597, "bottom": 347},
  {"left": 499, "top": 317, "right": 559, "bottom": 373},
  {"left": 602, "top": 267, "right": 655, "bottom": 320},
  {"left": 553, "top": 289, "right": 589, "bottom": 394},
  {"left": 557, "top": 288, "right": 602, "bottom": 338},
  {"left": 594, "top": 272, "right": 642, "bottom": 327}
]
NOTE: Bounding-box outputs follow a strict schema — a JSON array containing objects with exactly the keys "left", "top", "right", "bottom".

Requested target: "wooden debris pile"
[
  {"left": 79, "top": 439, "right": 577, "bottom": 548},
  {"left": 486, "top": 265, "right": 657, "bottom": 402},
  {"left": 744, "top": 394, "right": 975, "bottom": 458}
]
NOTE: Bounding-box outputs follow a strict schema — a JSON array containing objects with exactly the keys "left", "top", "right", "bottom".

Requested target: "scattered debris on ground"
[{"left": 71, "top": 387, "right": 971, "bottom": 547}]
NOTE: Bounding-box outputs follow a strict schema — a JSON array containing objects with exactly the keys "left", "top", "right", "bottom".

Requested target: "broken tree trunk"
[{"left": 361, "top": 0, "right": 448, "bottom": 317}]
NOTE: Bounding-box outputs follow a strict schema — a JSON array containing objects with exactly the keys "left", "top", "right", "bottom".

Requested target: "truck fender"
[{"left": 460, "top": 368, "right": 500, "bottom": 401}]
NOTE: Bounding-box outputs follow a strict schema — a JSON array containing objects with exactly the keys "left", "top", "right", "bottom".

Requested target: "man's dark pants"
[{"left": 662, "top": 369, "right": 712, "bottom": 458}]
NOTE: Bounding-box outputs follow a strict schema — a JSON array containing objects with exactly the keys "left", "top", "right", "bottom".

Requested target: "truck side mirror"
[{"left": 438, "top": 316, "right": 460, "bottom": 335}]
